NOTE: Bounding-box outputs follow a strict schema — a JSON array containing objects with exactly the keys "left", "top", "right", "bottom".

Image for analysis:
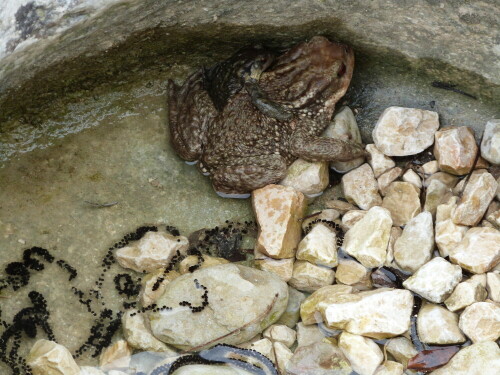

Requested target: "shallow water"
[{"left": 0, "top": 45, "right": 498, "bottom": 374}]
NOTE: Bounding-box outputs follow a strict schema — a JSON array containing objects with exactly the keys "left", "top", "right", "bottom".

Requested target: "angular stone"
[
  {"left": 325, "top": 106, "right": 365, "bottom": 173},
  {"left": 342, "top": 164, "right": 382, "bottom": 210},
  {"left": 424, "top": 179, "right": 453, "bottom": 216},
  {"left": 246, "top": 338, "right": 275, "bottom": 363},
  {"left": 288, "top": 260, "right": 335, "bottom": 292},
  {"left": 280, "top": 159, "right": 329, "bottom": 197},
  {"left": 139, "top": 269, "right": 179, "bottom": 308},
  {"left": 486, "top": 272, "right": 500, "bottom": 302},
  {"left": 122, "top": 310, "right": 176, "bottom": 353},
  {"left": 263, "top": 324, "right": 296, "bottom": 347},
  {"left": 274, "top": 342, "right": 293, "bottom": 374},
  {"left": 385, "top": 337, "right": 418, "bottom": 369},
  {"left": 422, "top": 160, "right": 439, "bottom": 175},
  {"left": 435, "top": 197, "right": 469, "bottom": 258},
  {"left": 322, "top": 288, "right": 413, "bottom": 339},
  {"left": 302, "top": 209, "right": 340, "bottom": 232},
  {"left": 27, "top": 339, "right": 80, "bottom": 375},
  {"left": 366, "top": 144, "right": 396, "bottom": 177},
  {"left": 382, "top": 181, "right": 421, "bottom": 225},
  {"left": 378, "top": 167, "right": 403, "bottom": 196},
  {"left": 372, "top": 106, "right": 439, "bottom": 156},
  {"left": 300, "top": 284, "right": 354, "bottom": 325},
  {"left": 339, "top": 332, "right": 383, "bottom": 375},
  {"left": 481, "top": 119, "right": 500, "bottom": 165},
  {"left": 385, "top": 226, "right": 402, "bottom": 267},
  {"left": 434, "top": 126, "right": 478, "bottom": 175},
  {"left": 253, "top": 184, "right": 306, "bottom": 259},
  {"left": 374, "top": 361, "right": 404, "bottom": 375},
  {"left": 325, "top": 199, "right": 358, "bottom": 214},
  {"left": 430, "top": 341, "right": 500, "bottom": 375},
  {"left": 444, "top": 278, "right": 488, "bottom": 312},
  {"left": 276, "top": 286, "right": 306, "bottom": 328},
  {"left": 335, "top": 258, "right": 371, "bottom": 289},
  {"left": 296, "top": 224, "right": 338, "bottom": 267},
  {"left": 402, "top": 169, "right": 422, "bottom": 189},
  {"left": 394, "top": 212, "right": 434, "bottom": 273},
  {"left": 286, "top": 341, "right": 352, "bottom": 375},
  {"left": 452, "top": 170, "right": 498, "bottom": 226},
  {"left": 115, "top": 231, "right": 189, "bottom": 272},
  {"left": 425, "top": 171, "right": 459, "bottom": 189},
  {"left": 449, "top": 227, "right": 500, "bottom": 273},
  {"left": 417, "top": 303, "right": 465, "bottom": 344},
  {"left": 254, "top": 254, "right": 294, "bottom": 282},
  {"left": 341, "top": 210, "right": 367, "bottom": 230},
  {"left": 99, "top": 340, "right": 131, "bottom": 370},
  {"left": 148, "top": 264, "right": 288, "bottom": 350},
  {"left": 179, "top": 254, "right": 229, "bottom": 274},
  {"left": 343, "top": 206, "right": 392, "bottom": 268},
  {"left": 80, "top": 367, "right": 105, "bottom": 375},
  {"left": 403, "top": 257, "right": 462, "bottom": 303},
  {"left": 459, "top": 302, "right": 500, "bottom": 343},
  {"left": 296, "top": 323, "right": 325, "bottom": 348}
]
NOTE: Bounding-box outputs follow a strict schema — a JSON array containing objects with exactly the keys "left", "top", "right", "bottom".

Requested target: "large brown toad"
[{"left": 168, "top": 36, "right": 365, "bottom": 198}]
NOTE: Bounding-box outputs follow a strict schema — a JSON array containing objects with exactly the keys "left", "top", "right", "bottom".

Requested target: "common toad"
[{"left": 168, "top": 36, "right": 365, "bottom": 197}]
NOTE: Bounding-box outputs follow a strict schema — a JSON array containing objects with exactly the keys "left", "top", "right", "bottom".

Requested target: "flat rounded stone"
[
  {"left": 148, "top": 264, "right": 289, "bottom": 350},
  {"left": 372, "top": 106, "right": 439, "bottom": 156},
  {"left": 459, "top": 302, "right": 500, "bottom": 343},
  {"left": 481, "top": 119, "right": 500, "bottom": 165},
  {"left": 434, "top": 126, "right": 478, "bottom": 175}
]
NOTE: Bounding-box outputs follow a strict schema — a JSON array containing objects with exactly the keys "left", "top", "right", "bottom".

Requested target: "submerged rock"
[
  {"left": 253, "top": 184, "right": 306, "bottom": 259},
  {"left": 322, "top": 288, "right": 413, "bottom": 339},
  {"left": 27, "top": 339, "right": 80, "bottom": 375},
  {"left": 148, "top": 264, "right": 288, "bottom": 350},
  {"left": 341, "top": 164, "right": 382, "bottom": 210},
  {"left": 372, "top": 106, "right": 439, "bottom": 156}
]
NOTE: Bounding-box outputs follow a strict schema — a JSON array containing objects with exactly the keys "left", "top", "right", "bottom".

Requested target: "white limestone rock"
[
  {"left": 402, "top": 169, "right": 422, "bottom": 189},
  {"left": 424, "top": 179, "right": 453, "bottom": 216},
  {"left": 325, "top": 199, "right": 358, "bottom": 214},
  {"left": 325, "top": 106, "right": 365, "bottom": 173},
  {"left": 287, "top": 341, "right": 352, "bottom": 375},
  {"left": 422, "top": 160, "right": 439, "bottom": 175},
  {"left": 300, "top": 284, "right": 354, "bottom": 325},
  {"left": 339, "top": 332, "right": 383, "bottom": 375},
  {"left": 378, "top": 167, "right": 403, "bottom": 196},
  {"left": 263, "top": 324, "right": 296, "bottom": 348},
  {"left": 452, "top": 170, "right": 498, "bottom": 226},
  {"left": 115, "top": 231, "right": 189, "bottom": 273},
  {"left": 27, "top": 339, "right": 80, "bottom": 375},
  {"left": 322, "top": 288, "right": 413, "bottom": 339},
  {"left": 179, "top": 254, "right": 229, "bottom": 275},
  {"left": 247, "top": 338, "right": 275, "bottom": 363},
  {"left": 343, "top": 206, "right": 393, "bottom": 268},
  {"left": 80, "top": 367, "right": 105, "bottom": 375},
  {"left": 385, "top": 226, "right": 402, "bottom": 267},
  {"left": 274, "top": 341, "right": 293, "bottom": 374},
  {"left": 449, "top": 227, "right": 500, "bottom": 274},
  {"left": 276, "top": 286, "right": 306, "bottom": 328},
  {"left": 341, "top": 163, "right": 382, "bottom": 210},
  {"left": 341, "top": 210, "right": 367, "bottom": 230},
  {"left": 296, "top": 224, "right": 338, "bottom": 267},
  {"left": 403, "top": 257, "right": 462, "bottom": 303},
  {"left": 366, "top": 144, "right": 396, "bottom": 177},
  {"left": 335, "top": 258, "right": 372, "bottom": 289},
  {"left": 139, "top": 269, "right": 179, "bottom": 308},
  {"left": 254, "top": 253, "right": 294, "bottom": 282},
  {"left": 444, "top": 277, "right": 487, "bottom": 312},
  {"left": 253, "top": 184, "right": 306, "bottom": 259},
  {"left": 122, "top": 310, "right": 176, "bottom": 353},
  {"left": 486, "top": 272, "right": 500, "bottom": 302},
  {"left": 385, "top": 337, "right": 418, "bottom": 368},
  {"left": 99, "top": 340, "right": 131, "bottom": 370},
  {"left": 301, "top": 209, "right": 340, "bottom": 232},
  {"left": 382, "top": 181, "right": 421, "bottom": 226},
  {"left": 393, "top": 212, "right": 434, "bottom": 273},
  {"left": 430, "top": 341, "right": 500, "bottom": 375},
  {"left": 280, "top": 158, "right": 329, "bottom": 197},
  {"left": 480, "top": 119, "right": 500, "bottom": 165},
  {"left": 148, "top": 264, "right": 289, "bottom": 350},
  {"left": 434, "top": 126, "right": 478, "bottom": 175},
  {"left": 372, "top": 106, "right": 439, "bottom": 156},
  {"left": 458, "top": 302, "right": 500, "bottom": 343},
  {"left": 374, "top": 361, "right": 404, "bottom": 375},
  {"left": 288, "top": 260, "right": 335, "bottom": 292},
  {"left": 296, "top": 323, "right": 325, "bottom": 348},
  {"left": 417, "top": 303, "right": 465, "bottom": 344},
  {"left": 435, "top": 197, "right": 469, "bottom": 258},
  {"left": 425, "top": 171, "right": 459, "bottom": 189}
]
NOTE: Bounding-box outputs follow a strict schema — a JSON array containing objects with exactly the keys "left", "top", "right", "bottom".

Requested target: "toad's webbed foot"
[{"left": 290, "top": 128, "right": 366, "bottom": 162}]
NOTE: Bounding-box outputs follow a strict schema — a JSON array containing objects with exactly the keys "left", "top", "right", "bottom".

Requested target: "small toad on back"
[{"left": 168, "top": 36, "right": 365, "bottom": 197}]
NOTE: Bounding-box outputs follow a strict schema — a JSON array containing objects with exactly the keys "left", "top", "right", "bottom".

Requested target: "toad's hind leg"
[
  {"left": 290, "top": 129, "right": 366, "bottom": 162},
  {"left": 210, "top": 155, "right": 288, "bottom": 198},
  {"left": 168, "top": 70, "right": 217, "bottom": 162}
]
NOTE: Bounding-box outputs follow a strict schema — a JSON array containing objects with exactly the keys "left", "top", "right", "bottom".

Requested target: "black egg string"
[{"left": 303, "top": 218, "right": 345, "bottom": 247}]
